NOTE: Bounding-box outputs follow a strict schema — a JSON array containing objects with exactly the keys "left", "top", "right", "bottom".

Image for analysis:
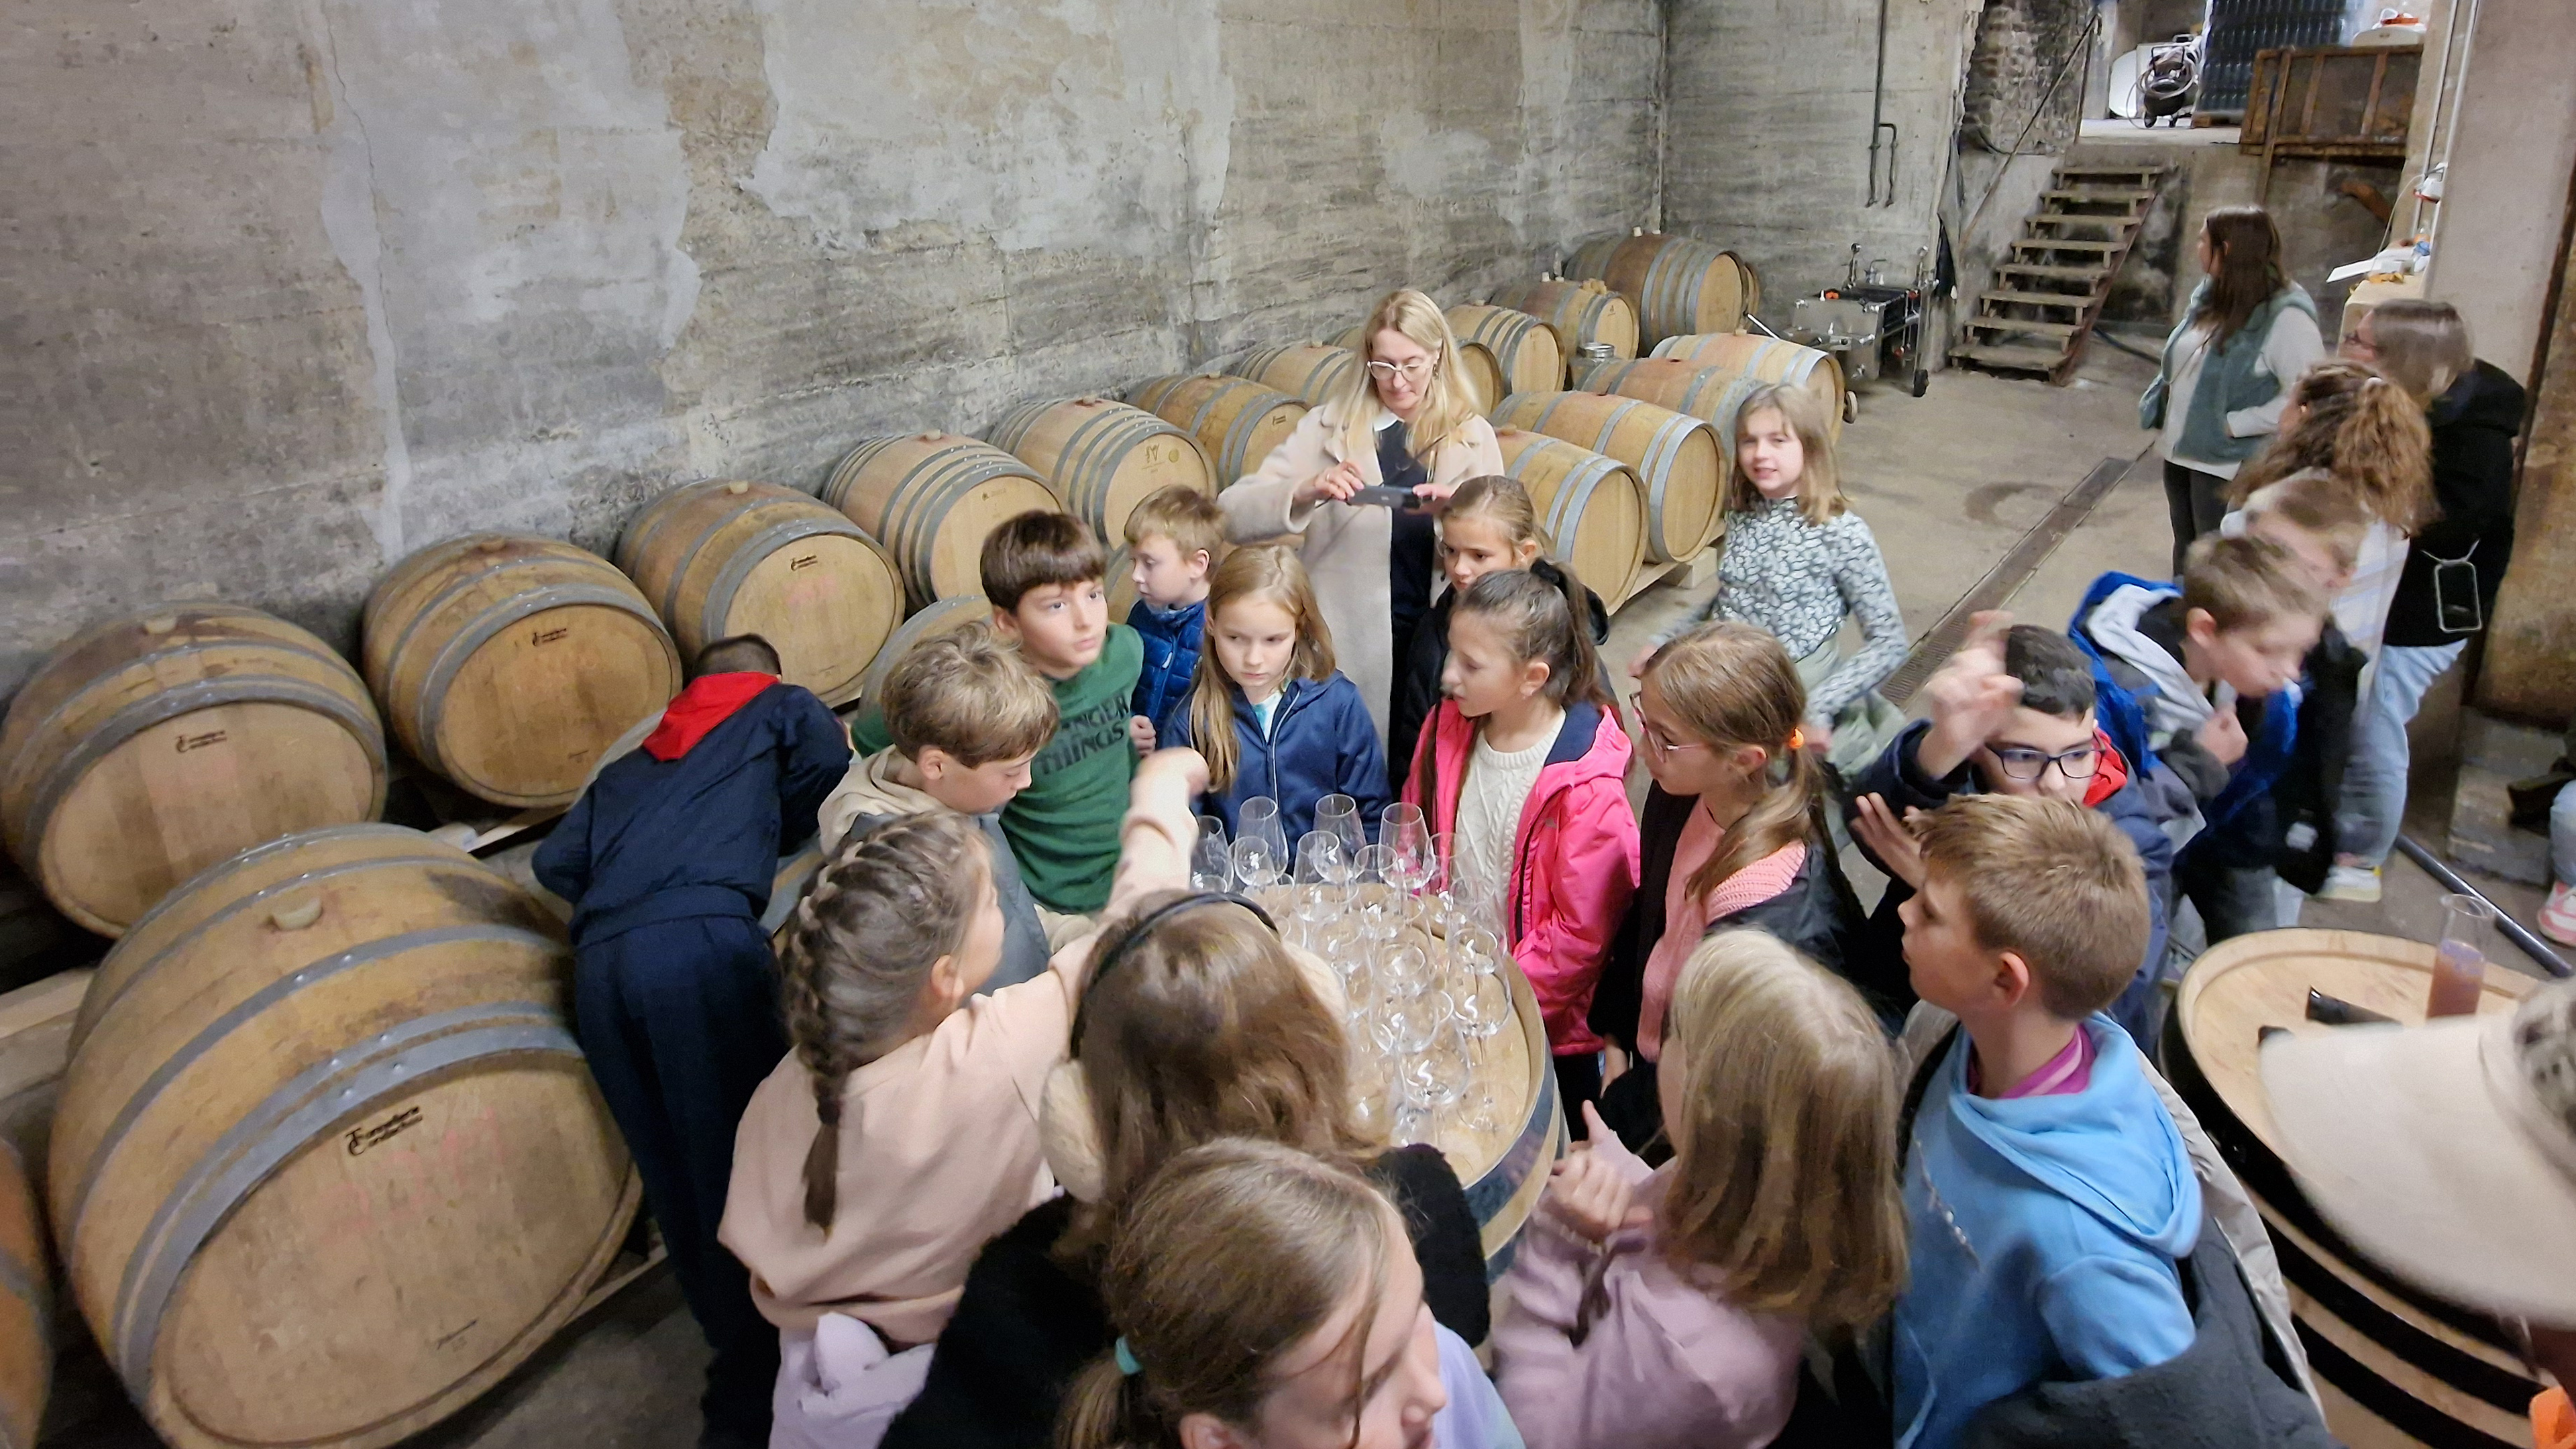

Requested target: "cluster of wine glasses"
[{"left": 1192, "top": 796, "right": 1514, "bottom": 1153}]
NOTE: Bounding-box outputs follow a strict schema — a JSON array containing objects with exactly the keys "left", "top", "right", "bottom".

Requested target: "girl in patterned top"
[{"left": 1633, "top": 384, "right": 1907, "bottom": 779}]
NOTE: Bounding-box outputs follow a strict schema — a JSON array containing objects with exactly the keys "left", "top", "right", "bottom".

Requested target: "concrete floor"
[{"left": 42, "top": 346, "right": 2565, "bottom": 1445}]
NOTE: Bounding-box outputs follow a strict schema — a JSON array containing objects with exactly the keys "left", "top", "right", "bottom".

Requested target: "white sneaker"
[
  {"left": 2316, "top": 864, "right": 2382, "bottom": 903},
  {"left": 2542, "top": 881, "right": 2576, "bottom": 948}
]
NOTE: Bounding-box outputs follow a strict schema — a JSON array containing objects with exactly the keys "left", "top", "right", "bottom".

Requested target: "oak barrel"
[
  {"left": 1564, "top": 233, "right": 1759, "bottom": 345},
  {"left": 364, "top": 535, "right": 680, "bottom": 810},
  {"left": 1490, "top": 392, "right": 1723, "bottom": 564},
  {"left": 0, "top": 604, "right": 388, "bottom": 936},
  {"left": 2164, "top": 930, "right": 2546, "bottom": 1449},
  {"left": 50, "top": 824, "right": 638, "bottom": 1449},
  {"left": 1447, "top": 304, "right": 1566, "bottom": 400},
  {"left": 616, "top": 480, "right": 903, "bottom": 707},
  {"left": 822, "top": 435, "right": 1061, "bottom": 610},
  {"left": 0, "top": 1140, "right": 44, "bottom": 1449},
  {"left": 1647, "top": 333, "right": 1847, "bottom": 435},
  {"left": 1490, "top": 429, "right": 1650, "bottom": 610},
  {"left": 1568, "top": 359, "right": 1774, "bottom": 458},
  {"left": 1126, "top": 376, "right": 1309, "bottom": 488},
  {"left": 855, "top": 596, "right": 996, "bottom": 711},
  {"left": 986, "top": 397, "right": 1214, "bottom": 546},
  {"left": 1486, "top": 278, "right": 1641, "bottom": 362},
  {"left": 1234, "top": 344, "right": 1361, "bottom": 407}
]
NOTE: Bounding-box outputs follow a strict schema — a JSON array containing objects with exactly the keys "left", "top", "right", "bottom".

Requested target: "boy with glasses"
[{"left": 1850, "top": 614, "right": 2180, "bottom": 1052}]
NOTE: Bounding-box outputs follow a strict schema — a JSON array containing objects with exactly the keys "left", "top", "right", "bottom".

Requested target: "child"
[
  {"left": 1390, "top": 474, "right": 1608, "bottom": 788},
  {"left": 882, "top": 890, "right": 1487, "bottom": 1449},
  {"left": 1587, "top": 622, "right": 1884, "bottom": 1156},
  {"left": 1849, "top": 617, "right": 2180, "bottom": 1055},
  {"left": 1122, "top": 484, "right": 1224, "bottom": 753},
  {"left": 1636, "top": 384, "right": 1906, "bottom": 779},
  {"left": 533, "top": 633, "right": 853, "bottom": 1447},
  {"left": 1170, "top": 544, "right": 1389, "bottom": 844},
  {"left": 1493, "top": 930, "right": 1906, "bottom": 1449},
  {"left": 2231, "top": 472, "right": 2371, "bottom": 900},
  {"left": 818, "top": 627, "right": 1059, "bottom": 992},
  {"left": 720, "top": 749, "right": 1205, "bottom": 1442},
  {"left": 2070, "top": 533, "right": 2329, "bottom": 945},
  {"left": 852, "top": 511, "right": 1142, "bottom": 917},
  {"left": 1059, "top": 1139, "right": 1517, "bottom": 1449},
  {"left": 1892, "top": 795, "right": 2197, "bottom": 1449},
  {"left": 1402, "top": 565, "right": 1637, "bottom": 1117}
]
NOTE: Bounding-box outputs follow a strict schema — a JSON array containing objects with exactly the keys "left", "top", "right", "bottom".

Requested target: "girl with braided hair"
[{"left": 720, "top": 748, "right": 1208, "bottom": 1448}]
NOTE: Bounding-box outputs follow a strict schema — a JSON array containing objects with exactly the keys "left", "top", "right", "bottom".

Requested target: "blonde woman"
[{"left": 1218, "top": 288, "right": 1505, "bottom": 749}]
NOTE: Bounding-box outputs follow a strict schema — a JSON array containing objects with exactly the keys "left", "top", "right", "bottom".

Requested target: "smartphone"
[{"left": 1348, "top": 486, "right": 1428, "bottom": 511}]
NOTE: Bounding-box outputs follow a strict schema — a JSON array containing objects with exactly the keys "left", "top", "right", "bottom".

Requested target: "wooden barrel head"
[
  {"left": 1491, "top": 392, "right": 1722, "bottom": 564},
  {"left": 1235, "top": 344, "right": 1360, "bottom": 407},
  {"left": 1491, "top": 429, "right": 1649, "bottom": 610},
  {"left": 1646, "top": 333, "right": 1844, "bottom": 439},
  {"left": 823, "top": 436, "right": 1061, "bottom": 607},
  {"left": 1486, "top": 278, "right": 1640, "bottom": 362},
  {"left": 1564, "top": 233, "right": 1747, "bottom": 345},
  {"left": 1125, "top": 376, "right": 1309, "bottom": 487},
  {"left": 1448, "top": 304, "right": 1567, "bottom": 398},
  {"left": 857, "top": 596, "right": 995, "bottom": 710},
  {"left": 1452, "top": 343, "right": 1505, "bottom": 415},
  {"left": 0, "top": 1140, "right": 45, "bottom": 1449},
  {"left": 987, "top": 398, "right": 1214, "bottom": 547}
]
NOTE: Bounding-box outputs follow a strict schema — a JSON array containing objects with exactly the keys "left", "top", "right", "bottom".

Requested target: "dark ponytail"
[{"left": 1415, "top": 564, "right": 1619, "bottom": 806}]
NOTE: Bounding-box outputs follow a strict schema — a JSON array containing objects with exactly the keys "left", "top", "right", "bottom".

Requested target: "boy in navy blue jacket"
[
  {"left": 1122, "top": 484, "right": 1220, "bottom": 751},
  {"left": 533, "top": 634, "right": 849, "bottom": 1449},
  {"left": 1850, "top": 616, "right": 2178, "bottom": 1055}
]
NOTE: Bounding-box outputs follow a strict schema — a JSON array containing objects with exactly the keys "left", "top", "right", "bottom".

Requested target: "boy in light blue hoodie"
[{"left": 1888, "top": 794, "right": 2200, "bottom": 1449}]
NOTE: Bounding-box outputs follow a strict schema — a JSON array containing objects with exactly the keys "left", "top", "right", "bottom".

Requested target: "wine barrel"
[
  {"left": 1491, "top": 429, "right": 1650, "bottom": 610},
  {"left": 1648, "top": 333, "right": 1846, "bottom": 435},
  {"left": 986, "top": 397, "right": 1214, "bottom": 547},
  {"left": 1104, "top": 547, "right": 1141, "bottom": 621},
  {"left": 0, "top": 1140, "right": 45, "bottom": 1449},
  {"left": 822, "top": 434, "right": 1060, "bottom": 609},
  {"left": 1569, "top": 359, "right": 1774, "bottom": 459},
  {"left": 616, "top": 480, "right": 904, "bottom": 707},
  {"left": 1234, "top": 344, "right": 1361, "bottom": 407},
  {"left": 1, "top": 604, "right": 388, "bottom": 936},
  {"left": 2165, "top": 929, "right": 2544, "bottom": 1449},
  {"left": 1448, "top": 304, "right": 1566, "bottom": 400},
  {"left": 1126, "top": 376, "right": 1309, "bottom": 487},
  {"left": 1564, "top": 233, "right": 1758, "bottom": 345},
  {"left": 1441, "top": 940, "right": 1562, "bottom": 1275},
  {"left": 1487, "top": 278, "right": 1641, "bottom": 362},
  {"left": 50, "top": 824, "right": 637, "bottom": 1449},
  {"left": 855, "top": 596, "right": 996, "bottom": 711},
  {"left": 1490, "top": 392, "right": 1723, "bottom": 564}
]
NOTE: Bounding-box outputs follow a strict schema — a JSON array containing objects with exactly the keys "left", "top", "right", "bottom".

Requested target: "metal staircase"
[{"left": 1953, "top": 162, "right": 2169, "bottom": 384}]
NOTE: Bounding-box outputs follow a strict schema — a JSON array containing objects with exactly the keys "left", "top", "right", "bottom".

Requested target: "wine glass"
[
  {"left": 1375, "top": 941, "right": 1432, "bottom": 1005},
  {"left": 1191, "top": 816, "right": 1232, "bottom": 892},
  {"left": 1316, "top": 794, "right": 1368, "bottom": 859},
  {"left": 1382, "top": 804, "right": 1434, "bottom": 896},
  {"left": 1451, "top": 950, "right": 1510, "bottom": 1044},
  {"left": 1230, "top": 835, "right": 1285, "bottom": 894},
  {"left": 1293, "top": 832, "right": 1345, "bottom": 941},
  {"left": 1238, "top": 797, "right": 1291, "bottom": 867}
]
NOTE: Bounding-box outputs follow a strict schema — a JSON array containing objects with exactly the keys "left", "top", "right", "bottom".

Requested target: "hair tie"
[
  {"left": 1529, "top": 557, "right": 1566, "bottom": 589},
  {"left": 1786, "top": 727, "right": 1807, "bottom": 753},
  {"left": 1114, "top": 1337, "right": 1142, "bottom": 1377}
]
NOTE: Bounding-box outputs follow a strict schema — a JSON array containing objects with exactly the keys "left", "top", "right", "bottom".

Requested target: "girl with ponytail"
[
  {"left": 1400, "top": 564, "right": 1638, "bottom": 1120},
  {"left": 720, "top": 749, "right": 1208, "bottom": 1447},
  {"left": 1585, "top": 623, "right": 1890, "bottom": 1155}
]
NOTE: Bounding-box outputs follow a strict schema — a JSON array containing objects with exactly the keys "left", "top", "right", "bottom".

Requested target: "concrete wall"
[
  {"left": 2422, "top": 0, "right": 2576, "bottom": 384},
  {"left": 0, "top": 0, "right": 1662, "bottom": 697}
]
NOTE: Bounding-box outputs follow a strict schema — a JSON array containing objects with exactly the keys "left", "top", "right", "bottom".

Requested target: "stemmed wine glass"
[
  {"left": 1230, "top": 835, "right": 1285, "bottom": 895},
  {"left": 1191, "top": 816, "right": 1232, "bottom": 892},
  {"left": 1238, "top": 797, "right": 1291, "bottom": 868},
  {"left": 1381, "top": 804, "right": 1435, "bottom": 898},
  {"left": 1292, "top": 832, "right": 1345, "bottom": 944}
]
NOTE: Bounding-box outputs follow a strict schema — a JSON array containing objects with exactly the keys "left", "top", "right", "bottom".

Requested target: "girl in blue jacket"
[{"left": 1170, "top": 543, "right": 1388, "bottom": 843}]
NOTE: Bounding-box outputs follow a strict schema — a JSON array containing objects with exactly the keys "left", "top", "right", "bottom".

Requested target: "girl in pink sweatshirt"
[{"left": 1493, "top": 928, "right": 1907, "bottom": 1449}]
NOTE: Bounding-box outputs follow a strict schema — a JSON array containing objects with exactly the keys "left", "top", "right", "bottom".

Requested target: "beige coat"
[
  {"left": 1217, "top": 398, "right": 1504, "bottom": 742},
  {"left": 718, "top": 766, "right": 1195, "bottom": 1346}
]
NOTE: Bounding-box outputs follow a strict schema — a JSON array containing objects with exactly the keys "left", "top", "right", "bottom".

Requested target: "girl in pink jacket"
[
  {"left": 1493, "top": 929, "right": 1907, "bottom": 1449},
  {"left": 1401, "top": 562, "right": 1638, "bottom": 1120}
]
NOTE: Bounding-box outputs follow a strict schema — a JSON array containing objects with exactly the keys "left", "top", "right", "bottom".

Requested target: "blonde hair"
[
  {"left": 2229, "top": 360, "right": 2434, "bottom": 532},
  {"left": 1059, "top": 1140, "right": 1397, "bottom": 1449},
  {"left": 1913, "top": 796, "right": 2151, "bottom": 1020},
  {"left": 1642, "top": 623, "right": 1823, "bottom": 900},
  {"left": 1186, "top": 545, "right": 1336, "bottom": 794},
  {"left": 1334, "top": 289, "right": 1481, "bottom": 463},
  {"left": 2241, "top": 469, "right": 2373, "bottom": 576},
  {"left": 1122, "top": 485, "right": 1228, "bottom": 562},
  {"left": 881, "top": 626, "right": 1058, "bottom": 767},
  {"left": 1439, "top": 474, "right": 1548, "bottom": 562},
  {"left": 2362, "top": 299, "right": 2475, "bottom": 404},
  {"left": 1726, "top": 384, "right": 1846, "bottom": 526},
  {"left": 2181, "top": 533, "right": 2328, "bottom": 633},
  {"left": 1661, "top": 930, "right": 1907, "bottom": 1330}
]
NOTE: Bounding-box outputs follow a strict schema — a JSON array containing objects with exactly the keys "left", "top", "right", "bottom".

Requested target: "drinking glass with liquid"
[{"left": 2428, "top": 894, "right": 2494, "bottom": 1019}]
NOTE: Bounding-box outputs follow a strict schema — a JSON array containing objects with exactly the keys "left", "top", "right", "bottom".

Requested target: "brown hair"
[
  {"left": 1440, "top": 474, "right": 1548, "bottom": 561},
  {"left": 777, "top": 811, "right": 992, "bottom": 1229},
  {"left": 1643, "top": 623, "right": 1823, "bottom": 901},
  {"left": 692, "top": 633, "right": 781, "bottom": 680},
  {"left": 1913, "top": 795, "right": 2151, "bottom": 1019},
  {"left": 2194, "top": 207, "right": 2290, "bottom": 345},
  {"left": 1334, "top": 288, "right": 1481, "bottom": 461},
  {"left": 2360, "top": 299, "right": 2474, "bottom": 404},
  {"left": 1725, "top": 384, "right": 1847, "bottom": 525},
  {"left": 1660, "top": 930, "right": 1907, "bottom": 1330},
  {"left": 881, "top": 625, "right": 1058, "bottom": 767},
  {"left": 1122, "top": 484, "right": 1228, "bottom": 562},
  {"left": 1059, "top": 890, "right": 1366, "bottom": 1260},
  {"left": 1186, "top": 545, "right": 1337, "bottom": 794},
  {"left": 2229, "top": 360, "right": 2435, "bottom": 531},
  {"left": 2241, "top": 468, "right": 2374, "bottom": 576},
  {"left": 1059, "top": 1140, "right": 1399, "bottom": 1449},
  {"left": 2181, "top": 533, "right": 2329, "bottom": 633},
  {"left": 983, "top": 509, "right": 1107, "bottom": 611},
  {"left": 1415, "top": 564, "right": 1618, "bottom": 804}
]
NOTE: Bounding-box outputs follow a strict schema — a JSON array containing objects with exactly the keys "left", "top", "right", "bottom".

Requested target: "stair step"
[
  {"left": 1968, "top": 317, "right": 2080, "bottom": 337},
  {"left": 1954, "top": 343, "right": 2068, "bottom": 372},
  {"left": 2044, "top": 188, "right": 2156, "bottom": 203},
  {"left": 2000, "top": 262, "right": 2113, "bottom": 282},
  {"left": 2030, "top": 213, "right": 2140, "bottom": 229},
  {"left": 2011, "top": 237, "right": 2123, "bottom": 252},
  {"left": 1982, "top": 289, "right": 2095, "bottom": 308},
  {"left": 2057, "top": 164, "right": 2166, "bottom": 179}
]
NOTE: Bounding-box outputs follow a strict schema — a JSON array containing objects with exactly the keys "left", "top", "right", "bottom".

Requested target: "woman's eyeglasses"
[
  {"left": 1365, "top": 357, "right": 1436, "bottom": 382},
  {"left": 1982, "top": 742, "right": 2102, "bottom": 782},
  {"left": 1641, "top": 724, "right": 1707, "bottom": 758}
]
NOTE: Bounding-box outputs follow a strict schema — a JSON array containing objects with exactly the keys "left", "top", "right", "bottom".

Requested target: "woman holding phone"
[{"left": 1217, "top": 288, "right": 1505, "bottom": 754}]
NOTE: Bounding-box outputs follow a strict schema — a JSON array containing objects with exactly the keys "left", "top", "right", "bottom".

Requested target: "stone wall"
[{"left": 1961, "top": 0, "right": 2093, "bottom": 154}]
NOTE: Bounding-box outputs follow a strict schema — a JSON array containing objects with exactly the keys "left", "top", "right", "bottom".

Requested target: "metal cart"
[{"left": 1786, "top": 245, "right": 1931, "bottom": 416}]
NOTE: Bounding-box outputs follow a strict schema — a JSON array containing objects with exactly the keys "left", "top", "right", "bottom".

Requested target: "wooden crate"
[{"left": 2241, "top": 44, "right": 2420, "bottom": 159}]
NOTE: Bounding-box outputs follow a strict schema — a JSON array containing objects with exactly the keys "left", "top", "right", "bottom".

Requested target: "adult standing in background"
[
  {"left": 1216, "top": 288, "right": 1505, "bottom": 748},
  {"left": 2143, "top": 206, "right": 2326, "bottom": 575},
  {"left": 2322, "top": 299, "right": 2527, "bottom": 902}
]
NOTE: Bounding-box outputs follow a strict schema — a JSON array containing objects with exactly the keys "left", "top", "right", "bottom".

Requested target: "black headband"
[{"left": 1070, "top": 890, "right": 1279, "bottom": 1053}]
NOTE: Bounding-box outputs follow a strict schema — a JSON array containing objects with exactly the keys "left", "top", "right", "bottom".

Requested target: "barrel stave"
[
  {"left": 1125, "top": 376, "right": 1309, "bottom": 488},
  {"left": 824, "top": 436, "right": 1059, "bottom": 608},
  {"left": 1486, "top": 278, "right": 1641, "bottom": 362},
  {"left": 1492, "top": 392, "right": 1722, "bottom": 564},
  {"left": 1491, "top": 429, "right": 1650, "bottom": 610},
  {"left": 987, "top": 398, "right": 1214, "bottom": 546}
]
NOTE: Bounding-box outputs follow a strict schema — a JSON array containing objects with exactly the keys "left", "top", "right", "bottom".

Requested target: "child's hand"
[
  {"left": 2198, "top": 709, "right": 2249, "bottom": 767},
  {"left": 1128, "top": 715, "right": 1155, "bottom": 757},
  {"left": 1546, "top": 1105, "right": 1653, "bottom": 1241},
  {"left": 1852, "top": 794, "right": 1928, "bottom": 888},
  {"left": 1917, "top": 611, "right": 2024, "bottom": 778},
  {"left": 1140, "top": 746, "right": 1212, "bottom": 800}
]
